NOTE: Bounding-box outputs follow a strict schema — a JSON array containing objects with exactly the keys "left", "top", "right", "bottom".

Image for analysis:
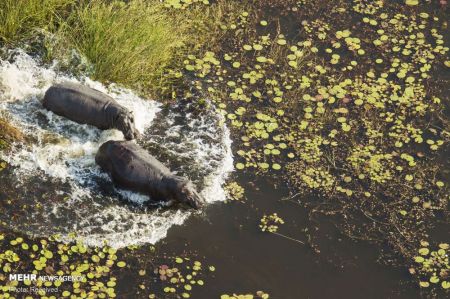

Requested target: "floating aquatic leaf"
[
  {"left": 430, "top": 276, "right": 439, "bottom": 284},
  {"left": 405, "top": 0, "right": 419, "bottom": 5},
  {"left": 419, "top": 281, "right": 430, "bottom": 288},
  {"left": 253, "top": 44, "right": 263, "bottom": 51},
  {"left": 439, "top": 243, "right": 449, "bottom": 250},
  {"left": 418, "top": 248, "right": 429, "bottom": 255},
  {"left": 256, "top": 56, "right": 267, "bottom": 63},
  {"left": 414, "top": 256, "right": 425, "bottom": 263}
]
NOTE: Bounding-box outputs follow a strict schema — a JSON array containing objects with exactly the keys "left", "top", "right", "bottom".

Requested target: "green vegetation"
[
  {"left": 224, "top": 182, "right": 245, "bottom": 201},
  {"left": 220, "top": 291, "right": 269, "bottom": 299},
  {"left": 0, "top": 0, "right": 449, "bottom": 297},
  {"left": 0, "top": 0, "right": 74, "bottom": 44},
  {"left": 259, "top": 213, "right": 284, "bottom": 233},
  {"left": 60, "top": 0, "right": 188, "bottom": 90},
  {"left": 0, "top": 231, "right": 214, "bottom": 298},
  {"left": 412, "top": 241, "right": 449, "bottom": 289},
  {"left": 0, "top": 118, "right": 23, "bottom": 151},
  {"left": 0, "top": 0, "right": 222, "bottom": 95},
  {"left": 173, "top": 0, "right": 449, "bottom": 292},
  {"left": 163, "top": 0, "right": 210, "bottom": 10}
]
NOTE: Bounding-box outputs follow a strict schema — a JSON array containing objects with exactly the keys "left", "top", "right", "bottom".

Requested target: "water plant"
[
  {"left": 259, "top": 213, "right": 305, "bottom": 245},
  {"left": 220, "top": 291, "right": 269, "bottom": 299},
  {"left": 0, "top": 117, "right": 23, "bottom": 151},
  {"left": 259, "top": 213, "right": 284, "bottom": 233},
  {"left": 153, "top": 257, "right": 214, "bottom": 298},
  {"left": 172, "top": 0, "right": 449, "bottom": 292},
  {"left": 163, "top": 0, "right": 210, "bottom": 9},
  {"left": 0, "top": 0, "right": 449, "bottom": 296},
  {"left": 411, "top": 241, "right": 449, "bottom": 290},
  {"left": 224, "top": 181, "right": 245, "bottom": 201},
  {"left": 0, "top": 230, "right": 215, "bottom": 298}
]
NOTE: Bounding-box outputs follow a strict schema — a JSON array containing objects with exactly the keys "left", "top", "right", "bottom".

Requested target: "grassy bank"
[
  {"left": 0, "top": 0, "right": 232, "bottom": 96},
  {"left": 0, "top": 0, "right": 74, "bottom": 44},
  {"left": 60, "top": 0, "right": 187, "bottom": 90}
]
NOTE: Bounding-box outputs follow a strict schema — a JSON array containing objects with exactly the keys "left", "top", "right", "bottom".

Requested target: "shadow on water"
[{"left": 159, "top": 174, "right": 421, "bottom": 299}]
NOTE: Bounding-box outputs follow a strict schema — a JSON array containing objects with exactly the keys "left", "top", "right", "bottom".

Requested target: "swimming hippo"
[
  {"left": 95, "top": 140, "right": 205, "bottom": 209},
  {"left": 42, "top": 82, "right": 139, "bottom": 140}
]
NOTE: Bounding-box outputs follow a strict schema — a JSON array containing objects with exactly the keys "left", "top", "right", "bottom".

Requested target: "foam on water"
[{"left": 0, "top": 50, "right": 233, "bottom": 248}]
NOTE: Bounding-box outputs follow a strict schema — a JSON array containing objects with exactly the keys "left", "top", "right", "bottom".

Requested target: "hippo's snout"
[
  {"left": 124, "top": 127, "right": 140, "bottom": 141},
  {"left": 181, "top": 185, "right": 206, "bottom": 209},
  {"left": 117, "top": 111, "right": 139, "bottom": 140}
]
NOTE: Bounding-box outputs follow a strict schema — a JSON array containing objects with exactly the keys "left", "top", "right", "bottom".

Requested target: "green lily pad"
[
  {"left": 272, "top": 164, "right": 281, "bottom": 170},
  {"left": 430, "top": 276, "right": 439, "bottom": 284},
  {"left": 418, "top": 248, "right": 429, "bottom": 255},
  {"left": 414, "top": 256, "right": 424, "bottom": 263}
]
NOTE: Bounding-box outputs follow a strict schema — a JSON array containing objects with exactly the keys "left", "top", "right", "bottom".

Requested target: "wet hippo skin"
[
  {"left": 43, "top": 82, "right": 139, "bottom": 140},
  {"left": 96, "top": 140, "right": 205, "bottom": 209}
]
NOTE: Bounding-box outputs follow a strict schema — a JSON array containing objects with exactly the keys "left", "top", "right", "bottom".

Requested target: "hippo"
[
  {"left": 42, "top": 82, "right": 139, "bottom": 140},
  {"left": 95, "top": 140, "right": 206, "bottom": 209}
]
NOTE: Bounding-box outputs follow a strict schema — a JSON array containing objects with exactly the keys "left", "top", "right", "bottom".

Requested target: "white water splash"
[{"left": 0, "top": 50, "right": 233, "bottom": 248}]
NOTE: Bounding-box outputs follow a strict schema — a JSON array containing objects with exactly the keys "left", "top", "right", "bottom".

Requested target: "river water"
[
  {"left": 155, "top": 174, "right": 423, "bottom": 299},
  {"left": 0, "top": 50, "right": 428, "bottom": 298},
  {"left": 0, "top": 49, "right": 233, "bottom": 248}
]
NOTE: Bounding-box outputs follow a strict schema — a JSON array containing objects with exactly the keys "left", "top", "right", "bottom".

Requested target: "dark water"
[
  {"left": 0, "top": 51, "right": 443, "bottom": 299},
  {"left": 0, "top": 133, "right": 429, "bottom": 299},
  {"left": 157, "top": 174, "right": 422, "bottom": 299}
]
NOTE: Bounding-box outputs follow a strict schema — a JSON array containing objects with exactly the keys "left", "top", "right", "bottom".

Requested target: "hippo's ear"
[{"left": 129, "top": 113, "right": 135, "bottom": 124}]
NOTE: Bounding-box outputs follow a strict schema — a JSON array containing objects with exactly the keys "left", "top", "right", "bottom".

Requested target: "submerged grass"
[{"left": 0, "top": 117, "right": 23, "bottom": 150}]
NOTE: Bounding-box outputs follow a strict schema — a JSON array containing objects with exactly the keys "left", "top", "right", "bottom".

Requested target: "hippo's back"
[
  {"left": 43, "top": 82, "right": 116, "bottom": 128},
  {"left": 96, "top": 141, "right": 172, "bottom": 195}
]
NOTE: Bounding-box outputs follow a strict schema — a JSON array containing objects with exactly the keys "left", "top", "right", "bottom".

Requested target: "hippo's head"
[
  {"left": 116, "top": 110, "right": 139, "bottom": 140},
  {"left": 172, "top": 179, "right": 206, "bottom": 209}
]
